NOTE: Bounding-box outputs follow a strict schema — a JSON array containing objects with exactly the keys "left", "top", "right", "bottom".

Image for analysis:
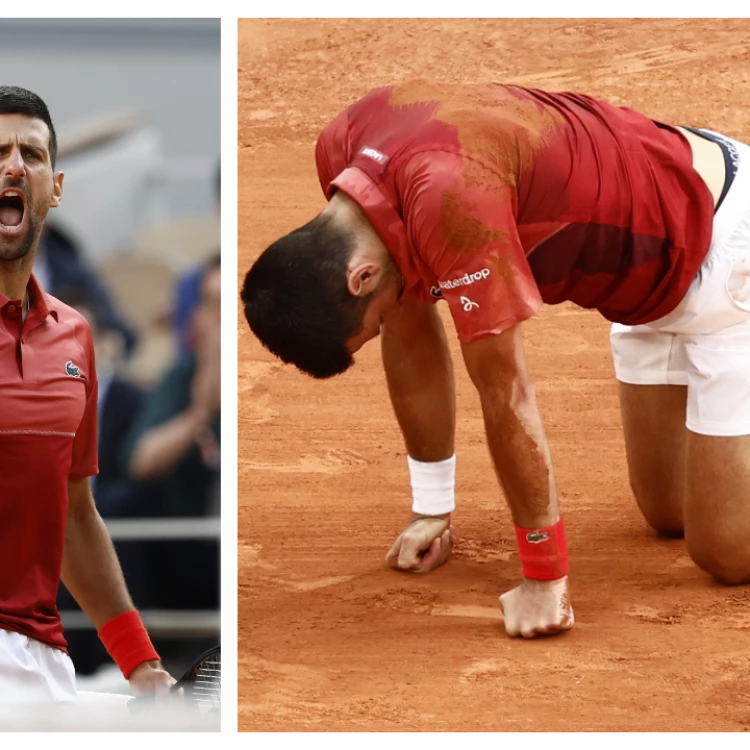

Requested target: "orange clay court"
[{"left": 238, "top": 19, "right": 750, "bottom": 731}]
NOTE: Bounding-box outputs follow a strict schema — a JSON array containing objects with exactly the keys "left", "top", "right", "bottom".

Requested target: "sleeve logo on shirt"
[
  {"left": 439, "top": 268, "right": 491, "bottom": 291},
  {"left": 359, "top": 146, "right": 388, "bottom": 165},
  {"left": 526, "top": 530, "right": 550, "bottom": 544},
  {"left": 460, "top": 296, "right": 480, "bottom": 312},
  {"left": 65, "top": 360, "right": 81, "bottom": 378}
]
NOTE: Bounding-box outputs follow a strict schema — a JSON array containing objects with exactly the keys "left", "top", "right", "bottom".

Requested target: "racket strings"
[{"left": 189, "top": 655, "right": 221, "bottom": 709}]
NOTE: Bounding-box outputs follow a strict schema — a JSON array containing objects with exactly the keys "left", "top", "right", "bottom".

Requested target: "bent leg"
[
  {"left": 611, "top": 323, "right": 690, "bottom": 536},
  {"left": 683, "top": 330, "right": 750, "bottom": 584},
  {"left": 685, "top": 432, "right": 750, "bottom": 584},
  {"left": 618, "top": 383, "right": 688, "bottom": 536}
]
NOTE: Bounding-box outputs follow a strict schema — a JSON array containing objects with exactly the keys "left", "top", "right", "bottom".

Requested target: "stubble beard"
[{"left": 0, "top": 213, "right": 41, "bottom": 264}]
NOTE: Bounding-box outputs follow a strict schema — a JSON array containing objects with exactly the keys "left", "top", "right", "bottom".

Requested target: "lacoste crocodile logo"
[
  {"left": 526, "top": 530, "right": 549, "bottom": 544},
  {"left": 65, "top": 361, "right": 81, "bottom": 378}
]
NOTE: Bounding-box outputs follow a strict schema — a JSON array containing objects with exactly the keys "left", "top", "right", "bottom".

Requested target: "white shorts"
[
  {"left": 611, "top": 131, "right": 750, "bottom": 437},
  {"left": 0, "top": 627, "right": 77, "bottom": 704}
]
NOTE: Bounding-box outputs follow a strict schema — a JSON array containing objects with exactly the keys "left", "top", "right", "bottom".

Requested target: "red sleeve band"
[
  {"left": 98, "top": 610, "right": 160, "bottom": 680},
  {"left": 515, "top": 518, "right": 570, "bottom": 580}
]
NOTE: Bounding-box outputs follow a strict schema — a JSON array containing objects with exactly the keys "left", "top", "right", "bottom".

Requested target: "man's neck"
[
  {"left": 326, "top": 190, "right": 368, "bottom": 231},
  {"left": 325, "top": 192, "right": 391, "bottom": 265},
  {"left": 0, "top": 251, "right": 36, "bottom": 302}
]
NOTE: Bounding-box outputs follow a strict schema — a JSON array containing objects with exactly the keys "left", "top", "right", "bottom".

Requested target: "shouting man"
[
  {"left": 242, "top": 81, "right": 750, "bottom": 639},
  {"left": 0, "top": 86, "right": 174, "bottom": 700}
]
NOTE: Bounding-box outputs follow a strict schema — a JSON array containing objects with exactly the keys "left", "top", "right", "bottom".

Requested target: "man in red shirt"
[
  {"left": 0, "top": 86, "right": 174, "bottom": 701},
  {"left": 243, "top": 81, "right": 750, "bottom": 639}
]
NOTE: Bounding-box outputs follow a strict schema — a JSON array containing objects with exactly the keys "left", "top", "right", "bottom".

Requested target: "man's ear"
[
  {"left": 49, "top": 171, "right": 64, "bottom": 209},
  {"left": 347, "top": 261, "right": 382, "bottom": 297}
]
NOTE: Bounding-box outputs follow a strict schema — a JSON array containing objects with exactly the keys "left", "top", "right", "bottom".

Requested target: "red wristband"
[
  {"left": 97, "top": 610, "right": 160, "bottom": 680},
  {"left": 515, "top": 518, "right": 570, "bottom": 580}
]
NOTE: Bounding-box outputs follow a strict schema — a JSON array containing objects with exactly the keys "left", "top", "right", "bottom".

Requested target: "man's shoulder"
[
  {"left": 45, "top": 293, "right": 92, "bottom": 333},
  {"left": 317, "top": 81, "right": 542, "bottom": 201},
  {"left": 317, "top": 81, "right": 458, "bottom": 160}
]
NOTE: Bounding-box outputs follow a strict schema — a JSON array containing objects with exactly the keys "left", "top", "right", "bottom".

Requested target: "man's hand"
[
  {"left": 129, "top": 660, "right": 176, "bottom": 701},
  {"left": 499, "top": 576, "right": 574, "bottom": 638},
  {"left": 386, "top": 514, "right": 454, "bottom": 573}
]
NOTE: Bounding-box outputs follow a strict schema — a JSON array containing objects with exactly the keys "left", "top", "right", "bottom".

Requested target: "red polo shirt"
[
  {"left": 0, "top": 274, "right": 98, "bottom": 652},
  {"left": 315, "top": 82, "right": 715, "bottom": 341}
]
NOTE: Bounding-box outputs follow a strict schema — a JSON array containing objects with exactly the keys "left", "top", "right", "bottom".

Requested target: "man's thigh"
[
  {"left": 682, "top": 329, "right": 750, "bottom": 583},
  {"left": 611, "top": 324, "right": 689, "bottom": 534},
  {"left": 617, "top": 382, "right": 687, "bottom": 535},
  {"left": 613, "top": 321, "right": 750, "bottom": 561},
  {"left": 684, "top": 431, "right": 750, "bottom": 584}
]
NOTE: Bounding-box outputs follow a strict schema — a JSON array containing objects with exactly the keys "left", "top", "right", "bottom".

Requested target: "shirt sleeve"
[
  {"left": 69, "top": 321, "right": 99, "bottom": 480},
  {"left": 400, "top": 150, "right": 543, "bottom": 342}
]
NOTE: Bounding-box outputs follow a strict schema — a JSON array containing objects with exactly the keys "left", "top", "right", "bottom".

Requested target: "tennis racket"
[
  {"left": 128, "top": 645, "right": 221, "bottom": 715},
  {"left": 178, "top": 645, "right": 221, "bottom": 712}
]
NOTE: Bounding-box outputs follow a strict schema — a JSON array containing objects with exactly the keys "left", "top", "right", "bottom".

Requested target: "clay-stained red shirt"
[
  {"left": 0, "top": 274, "right": 98, "bottom": 651},
  {"left": 315, "top": 81, "right": 715, "bottom": 341}
]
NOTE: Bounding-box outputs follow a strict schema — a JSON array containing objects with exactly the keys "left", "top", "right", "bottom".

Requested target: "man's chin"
[{"left": 0, "top": 235, "right": 33, "bottom": 263}]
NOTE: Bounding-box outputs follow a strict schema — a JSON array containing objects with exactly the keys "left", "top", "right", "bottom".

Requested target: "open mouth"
[{"left": 0, "top": 190, "right": 26, "bottom": 235}]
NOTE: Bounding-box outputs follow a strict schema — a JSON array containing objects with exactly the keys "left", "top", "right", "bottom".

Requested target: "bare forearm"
[
  {"left": 381, "top": 306, "right": 455, "bottom": 460},
  {"left": 129, "top": 407, "right": 208, "bottom": 480},
  {"left": 461, "top": 328, "right": 559, "bottom": 528},
  {"left": 62, "top": 504, "right": 134, "bottom": 629},
  {"left": 481, "top": 384, "right": 559, "bottom": 527}
]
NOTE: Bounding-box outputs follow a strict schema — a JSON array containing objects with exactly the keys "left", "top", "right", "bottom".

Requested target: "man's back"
[{"left": 316, "top": 81, "right": 716, "bottom": 339}]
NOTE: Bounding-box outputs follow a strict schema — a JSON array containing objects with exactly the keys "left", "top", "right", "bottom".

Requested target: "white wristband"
[{"left": 408, "top": 454, "right": 456, "bottom": 516}]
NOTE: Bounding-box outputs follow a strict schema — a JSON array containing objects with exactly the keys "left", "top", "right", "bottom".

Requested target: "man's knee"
[
  {"left": 643, "top": 512, "right": 684, "bottom": 538},
  {"left": 687, "top": 535, "right": 750, "bottom": 585},
  {"left": 651, "top": 520, "right": 684, "bottom": 538},
  {"left": 630, "top": 480, "right": 684, "bottom": 537}
]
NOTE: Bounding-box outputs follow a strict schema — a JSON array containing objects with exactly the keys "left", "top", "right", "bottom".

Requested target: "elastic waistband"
[
  {"left": 682, "top": 126, "right": 740, "bottom": 212},
  {"left": 693, "top": 129, "right": 750, "bottom": 253}
]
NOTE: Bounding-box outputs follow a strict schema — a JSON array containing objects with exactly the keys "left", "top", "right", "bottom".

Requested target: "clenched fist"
[
  {"left": 386, "top": 514, "right": 454, "bottom": 573},
  {"left": 129, "top": 660, "right": 176, "bottom": 701},
  {"left": 499, "top": 576, "right": 574, "bottom": 638}
]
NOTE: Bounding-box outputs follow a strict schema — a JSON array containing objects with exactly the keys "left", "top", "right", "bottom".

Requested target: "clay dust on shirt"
[
  {"left": 387, "top": 81, "right": 565, "bottom": 256},
  {"left": 388, "top": 80, "right": 563, "bottom": 181},
  {"left": 438, "top": 189, "right": 510, "bottom": 254}
]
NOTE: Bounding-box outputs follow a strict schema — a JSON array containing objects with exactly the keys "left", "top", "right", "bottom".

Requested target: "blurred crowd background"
[{"left": 0, "top": 18, "right": 221, "bottom": 690}]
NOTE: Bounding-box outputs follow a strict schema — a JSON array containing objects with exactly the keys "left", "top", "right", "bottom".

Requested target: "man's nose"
[{"left": 2, "top": 147, "right": 26, "bottom": 179}]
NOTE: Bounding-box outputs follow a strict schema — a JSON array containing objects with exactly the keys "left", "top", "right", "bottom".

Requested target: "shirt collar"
[
  {"left": 26, "top": 273, "right": 55, "bottom": 320},
  {"left": 0, "top": 273, "right": 58, "bottom": 327}
]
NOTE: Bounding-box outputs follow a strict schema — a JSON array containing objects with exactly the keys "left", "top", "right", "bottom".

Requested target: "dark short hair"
[
  {"left": 241, "top": 214, "right": 369, "bottom": 379},
  {"left": 0, "top": 86, "right": 57, "bottom": 168}
]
